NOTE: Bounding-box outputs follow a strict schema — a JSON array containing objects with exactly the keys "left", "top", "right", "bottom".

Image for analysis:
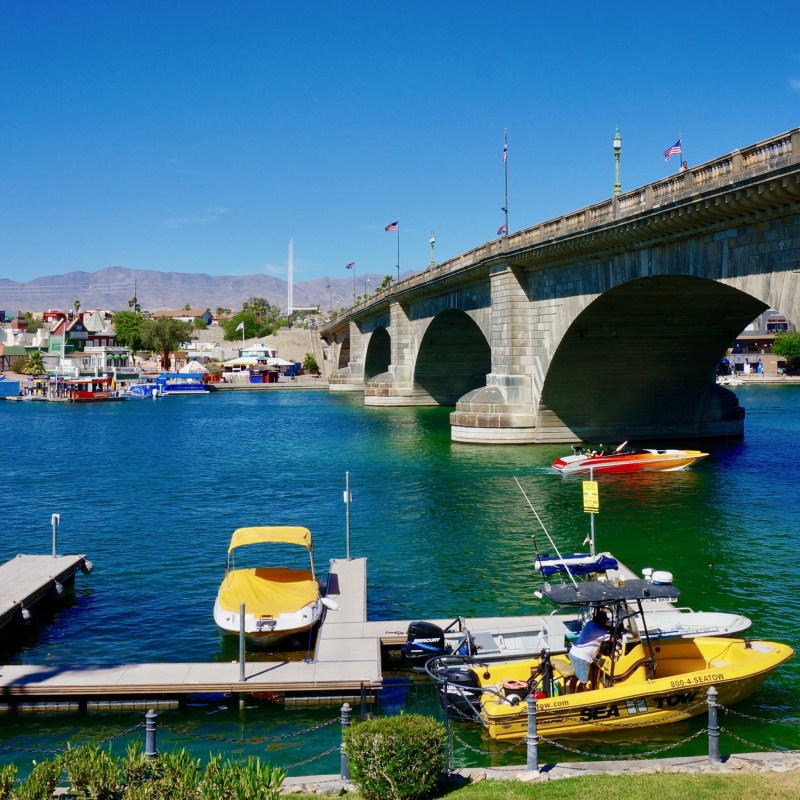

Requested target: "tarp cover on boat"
[
  {"left": 228, "top": 526, "right": 312, "bottom": 552},
  {"left": 535, "top": 553, "right": 619, "bottom": 577},
  {"left": 217, "top": 567, "right": 319, "bottom": 614}
]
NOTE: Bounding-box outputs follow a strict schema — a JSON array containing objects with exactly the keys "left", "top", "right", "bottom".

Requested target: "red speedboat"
[{"left": 552, "top": 441, "right": 708, "bottom": 475}]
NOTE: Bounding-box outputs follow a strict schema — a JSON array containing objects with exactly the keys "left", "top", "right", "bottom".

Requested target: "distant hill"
[{"left": 0, "top": 266, "right": 414, "bottom": 314}]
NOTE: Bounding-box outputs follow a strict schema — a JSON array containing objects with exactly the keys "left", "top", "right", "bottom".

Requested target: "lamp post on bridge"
[
  {"left": 429, "top": 230, "right": 436, "bottom": 268},
  {"left": 613, "top": 127, "right": 622, "bottom": 197}
]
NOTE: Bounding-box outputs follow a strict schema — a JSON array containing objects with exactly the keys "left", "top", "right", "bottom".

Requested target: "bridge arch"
[
  {"left": 537, "top": 275, "right": 767, "bottom": 441},
  {"left": 414, "top": 309, "right": 491, "bottom": 405},
  {"left": 364, "top": 327, "right": 390, "bottom": 380},
  {"left": 336, "top": 336, "right": 350, "bottom": 370}
]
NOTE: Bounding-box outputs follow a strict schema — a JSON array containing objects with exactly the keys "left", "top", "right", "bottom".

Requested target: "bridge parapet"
[{"left": 322, "top": 127, "right": 800, "bottom": 340}]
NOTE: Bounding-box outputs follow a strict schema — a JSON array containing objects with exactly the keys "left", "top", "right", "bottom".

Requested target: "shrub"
[
  {"left": 63, "top": 743, "right": 122, "bottom": 800},
  {"left": 198, "top": 754, "right": 285, "bottom": 800},
  {"left": 302, "top": 352, "right": 319, "bottom": 373},
  {"left": 343, "top": 714, "right": 446, "bottom": 800},
  {"left": 11, "top": 757, "right": 62, "bottom": 800},
  {"left": 0, "top": 764, "right": 17, "bottom": 800}
]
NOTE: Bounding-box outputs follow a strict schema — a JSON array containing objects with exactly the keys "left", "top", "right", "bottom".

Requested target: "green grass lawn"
[{"left": 288, "top": 770, "right": 800, "bottom": 799}]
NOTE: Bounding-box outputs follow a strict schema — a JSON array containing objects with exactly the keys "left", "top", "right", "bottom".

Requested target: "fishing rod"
[{"left": 514, "top": 476, "right": 580, "bottom": 589}]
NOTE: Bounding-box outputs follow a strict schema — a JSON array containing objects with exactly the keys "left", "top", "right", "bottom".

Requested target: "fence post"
[
  {"left": 526, "top": 697, "right": 539, "bottom": 772},
  {"left": 239, "top": 602, "right": 246, "bottom": 682},
  {"left": 340, "top": 702, "right": 352, "bottom": 781},
  {"left": 707, "top": 686, "right": 720, "bottom": 763},
  {"left": 442, "top": 680, "right": 452, "bottom": 773},
  {"left": 145, "top": 709, "right": 158, "bottom": 760}
]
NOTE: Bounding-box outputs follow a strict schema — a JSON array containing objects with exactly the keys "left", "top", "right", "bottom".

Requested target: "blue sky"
[{"left": 1, "top": 1, "right": 799, "bottom": 286}]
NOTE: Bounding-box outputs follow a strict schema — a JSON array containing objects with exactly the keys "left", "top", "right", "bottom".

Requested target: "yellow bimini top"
[
  {"left": 228, "top": 526, "right": 313, "bottom": 552},
  {"left": 218, "top": 526, "right": 318, "bottom": 617}
]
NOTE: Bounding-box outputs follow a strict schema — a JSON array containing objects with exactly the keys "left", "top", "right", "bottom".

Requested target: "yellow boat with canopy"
[
  {"left": 213, "top": 526, "right": 324, "bottom": 646},
  {"left": 428, "top": 577, "right": 793, "bottom": 740}
]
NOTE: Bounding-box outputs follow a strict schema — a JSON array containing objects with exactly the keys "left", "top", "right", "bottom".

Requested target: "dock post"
[
  {"left": 340, "top": 702, "right": 352, "bottom": 781},
  {"left": 442, "top": 681, "right": 452, "bottom": 772},
  {"left": 51, "top": 514, "right": 60, "bottom": 557},
  {"left": 707, "top": 686, "right": 721, "bottom": 763},
  {"left": 526, "top": 698, "right": 539, "bottom": 772},
  {"left": 145, "top": 709, "right": 158, "bottom": 760},
  {"left": 239, "top": 602, "right": 246, "bottom": 682}
]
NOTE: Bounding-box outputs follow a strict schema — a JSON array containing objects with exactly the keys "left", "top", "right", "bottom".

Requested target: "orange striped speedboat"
[{"left": 552, "top": 441, "right": 708, "bottom": 475}]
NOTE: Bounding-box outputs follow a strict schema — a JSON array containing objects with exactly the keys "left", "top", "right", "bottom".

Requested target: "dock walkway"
[
  {"left": 0, "top": 554, "right": 92, "bottom": 635},
  {"left": 0, "top": 554, "right": 676, "bottom": 710}
]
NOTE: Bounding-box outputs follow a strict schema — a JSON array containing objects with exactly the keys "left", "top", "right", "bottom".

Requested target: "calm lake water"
[{"left": 1, "top": 386, "right": 799, "bottom": 772}]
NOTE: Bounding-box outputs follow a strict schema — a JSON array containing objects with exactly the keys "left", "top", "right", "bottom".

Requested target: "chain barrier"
[
  {"left": 281, "top": 744, "right": 341, "bottom": 772},
  {"left": 161, "top": 716, "right": 338, "bottom": 745},
  {"left": 719, "top": 726, "right": 781, "bottom": 753},
  {"left": 449, "top": 729, "right": 523, "bottom": 757},
  {"left": 539, "top": 726, "right": 709, "bottom": 760},
  {"left": 0, "top": 722, "right": 145, "bottom": 757},
  {"left": 717, "top": 704, "right": 800, "bottom": 727}
]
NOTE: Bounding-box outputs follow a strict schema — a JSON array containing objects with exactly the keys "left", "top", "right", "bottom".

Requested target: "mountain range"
[{"left": 0, "top": 266, "right": 411, "bottom": 315}]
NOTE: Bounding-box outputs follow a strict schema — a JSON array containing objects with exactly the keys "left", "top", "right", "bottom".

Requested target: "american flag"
[
  {"left": 497, "top": 223, "right": 507, "bottom": 236},
  {"left": 664, "top": 139, "right": 682, "bottom": 161},
  {"left": 384, "top": 221, "right": 398, "bottom": 232},
  {"left": 345, "top": 262, "right": 355, "bottom": 269}
]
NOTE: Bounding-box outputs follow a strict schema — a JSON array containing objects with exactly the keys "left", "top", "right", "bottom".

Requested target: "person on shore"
[{"left": 568, "top": 609, "right": 611, "bottom": 690}]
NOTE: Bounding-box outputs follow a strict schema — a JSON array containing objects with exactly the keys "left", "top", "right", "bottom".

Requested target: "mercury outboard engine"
[
  {"left": 403, "top": 621, "right": 448, "bottom": 668},
  {"left": 437, "top": 665, "right": 482, "bottom": 723}
]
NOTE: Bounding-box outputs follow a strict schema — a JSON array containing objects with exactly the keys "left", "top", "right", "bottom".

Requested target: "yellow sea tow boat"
[
  {"left": 213, "top": 526, "right": 324, "bottom": 647},
  {"left": 430, "top": 578, "right": 792, "bottom": 740}
]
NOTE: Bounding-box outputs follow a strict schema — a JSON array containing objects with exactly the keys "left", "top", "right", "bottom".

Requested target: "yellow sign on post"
[{"left": 583, "top": 480, "right": 599, "bottom": 513}]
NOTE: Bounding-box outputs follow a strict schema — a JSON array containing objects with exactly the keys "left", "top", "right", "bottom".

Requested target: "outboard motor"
[
  {"left": 437, "top": 665, "right": 482, "bottom": 723},
  {"left": 403, "top": 621, "right": 448, "bottom": 667}
]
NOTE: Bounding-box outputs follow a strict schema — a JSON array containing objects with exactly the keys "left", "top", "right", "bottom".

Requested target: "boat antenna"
[{"left": 514, "top": 476, "right": 579, "bottom": 589}]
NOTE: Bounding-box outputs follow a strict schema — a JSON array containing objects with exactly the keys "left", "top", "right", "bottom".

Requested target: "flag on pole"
[
  {"left": 345, "top": 262, "right": 355, "bottom": 269},
  {"left": 664, "top": 138, "right": 682, "bottom": 161},
  {"left": 497, "top": 223, "right": 507, "bottom": 236},
  {"left": 384, "top": 221, "right": 398, "bottom": 232},
  {"left": 235, "top": 321, "right": 245, "bottom": 332}
]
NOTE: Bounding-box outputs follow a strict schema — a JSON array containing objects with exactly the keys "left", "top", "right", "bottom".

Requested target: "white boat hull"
[{"left": 213, "top": 597, "right": 323, "bottom": 646}]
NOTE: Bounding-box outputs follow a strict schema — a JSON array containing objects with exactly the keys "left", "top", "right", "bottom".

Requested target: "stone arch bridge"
[{"left": 320, "top": 128, "right": 800, "bottom": 444}]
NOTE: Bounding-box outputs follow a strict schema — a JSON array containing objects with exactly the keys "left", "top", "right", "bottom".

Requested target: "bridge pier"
[{"left": 450, "top": 374, "right": 537, "bottom": 443}]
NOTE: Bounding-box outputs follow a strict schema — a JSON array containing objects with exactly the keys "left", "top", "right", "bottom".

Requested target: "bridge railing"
[{"left": 324, "top": 128, "right": 799, "bottom": 328}]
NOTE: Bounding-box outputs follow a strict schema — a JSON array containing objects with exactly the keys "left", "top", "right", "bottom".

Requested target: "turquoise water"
[{"left": 1, "top": 387, "right": 799, "bottom": 772}]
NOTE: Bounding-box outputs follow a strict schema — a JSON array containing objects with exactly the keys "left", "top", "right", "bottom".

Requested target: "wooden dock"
[
  {"left": 0, "top": 554, "right": 677, "bottom": 711},
  {"left": 0, "top": 554, "right": 93, "bottom": 636}
]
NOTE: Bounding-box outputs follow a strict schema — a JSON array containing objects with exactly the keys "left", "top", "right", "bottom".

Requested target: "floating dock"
[
  {"left": 0, "top": 554, "right": 93, "bottom": 637},
  {"left": 0, "top": 555, "right": 669, "bottom": 712}
]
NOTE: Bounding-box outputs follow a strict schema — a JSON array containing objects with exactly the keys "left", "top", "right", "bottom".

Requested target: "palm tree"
[{"left": 19, "top": 351, "right": 46, "bottom": 375}]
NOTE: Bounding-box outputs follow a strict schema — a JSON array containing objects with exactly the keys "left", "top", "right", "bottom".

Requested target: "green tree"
[
  {"left": 140, "top": 317, "right": 194, "bottom": 370},
  {"left": 773, "top": 331, "right": 800, "bottom": 370},
  {"left": 380, "top": 274, "right": 393, "bottom": 290},
  {"left": 19, "top": 351, "right": 47, "bottom": 375},
  {"left": 222, "top": 311, "right": 257, "bottom": 341},
  {"left": 302, "top": 352, "right": 319, "bottom": 373},
  {"left": 23, "top": 311, "right": 43, "bottom": 334},
  {"left": 111, "top": 311, "right": 145, "bottom": 355}
]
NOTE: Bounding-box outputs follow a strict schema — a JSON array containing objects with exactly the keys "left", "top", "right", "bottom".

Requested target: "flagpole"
[
  {"left": 396, "top": 223, "right": 400, "bottom": 281},
  {"left": 503, "top": 129, "right": 509, "bottom": 237},
  {"left": 353, "top": 263, "right": 356, "bottom": 306}
]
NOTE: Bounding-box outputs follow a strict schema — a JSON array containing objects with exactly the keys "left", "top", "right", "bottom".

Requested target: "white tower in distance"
[{"left": 287, "top": 238, "right": 294, "bottom": 323}]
